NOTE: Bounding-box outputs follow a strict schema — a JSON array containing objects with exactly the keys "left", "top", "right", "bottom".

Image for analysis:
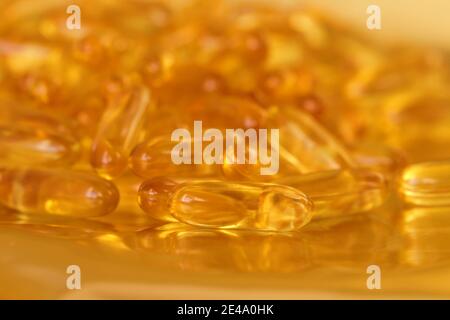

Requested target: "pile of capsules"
[{"left": 0, "top": 0, "right": 449, "bottom": 235}]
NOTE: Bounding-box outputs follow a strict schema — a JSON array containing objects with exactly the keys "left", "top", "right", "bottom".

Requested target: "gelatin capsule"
[
  {"left": 399, "top": 161, "right": 450, "bottom": 206},
  {"left": 267, "top": 107, "right": 355, "bottom": 173},
  {"left": 138, "top": 177, "right": 179, "bottom": 222},
  {"left": 130, "top": 135, "right": 221, "bottom": 179},
  {"left": 0, "top": 167, "right": 119, "bottom": 217},
  {"left": 351, "top": 143, "right": 406, "bottom": 179},
  {"left": 91, "top": 84, "right": 152, "bottom": 179},
  {"left": 139, "top": 178, "right": 313, "bottom": 231},
  {"left": 0, "top": 128, "right": 78, "bottom": 166},
  {"left": 224, "top": 106, "right": 355, "bottom": 180},
  {"left": 276, "top": 169, "right": 388, "bottom": 219},
  {"left": 0, "top": 105, "right": 80, "bottom": 166}
]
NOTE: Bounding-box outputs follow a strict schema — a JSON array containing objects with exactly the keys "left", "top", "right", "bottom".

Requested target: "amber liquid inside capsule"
[
  {"left": 276, "top": 169, "right": 388, "bottom": 219},
  {"left": 223, "top": 105, "right": 355, "bottom": 180},
  {"left": 91, "top": 84, "right": 152, "bottom": 179},
  {"left": 399, "top": 160, "right": 450, "bottom": 206},
  {"left": 0, "top": 167, "right": 119, "bottom": 217},
  {"left": 0, "top": 105, "right": 80, "bottom": 166},
  {"left": 138, "top": 178, "right": 313, "bottom": 231},
  {"left": 130, "top": 135, "right": 221, "bottom": 179},
  {"left": 169, "top": 181, "right": 313, "bottom": 231}
]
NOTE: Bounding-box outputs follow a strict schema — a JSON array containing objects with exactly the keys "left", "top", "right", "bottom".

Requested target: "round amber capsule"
[{"left": 399, "top": 160, "right": 450, "bottom": 206}]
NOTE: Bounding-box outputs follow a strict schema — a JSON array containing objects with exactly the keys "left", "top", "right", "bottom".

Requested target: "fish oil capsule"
[
  {"left": 138, "top": 177, "right": 179, "bottom": 222},
  {"left": 223, "top": 106, "right": 355, "bottom": 180},
  {"left": 171, "top": 181, "right": 313, "bottom": 231},
  {"left": 399, "top": 161, "right": 450, "bottom": 206},
  {"left": 0, "top": 105, "right": 80, "bottom": 166},
  {"left": 269, "top": 107, "right": 355, "bottom": 173},
  {"left": 91, "top": 84, "right": 152, "bottom": 179},
  {"left": 139, "top": 178, "right": 313, "bottom": 231},
  {"left": 351, "top": 143, "right": 406, "bottom": 179},
  {"left": 276, "top": 169, "right": 388, "bottom": 219},
  {"left": 130, "top": 136, "right": 221, "bottom": 179},
  {"left": 0, "top": 167, "right": 119, "bottom": 217},
  {"left": 0, "top": 127, "right": 79, "bottom": 166}
]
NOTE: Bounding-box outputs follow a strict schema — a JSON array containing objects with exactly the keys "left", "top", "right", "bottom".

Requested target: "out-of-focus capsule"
[
  {"left": 399, "top": 161, "right": 450, "bottom": 206},
  {"left": 0, "top": 105, "right": 80, "bottom": 166},
  {"left": 130, "top": 135, "right": 222, "bottom": 179},
  {"left": 276, "top": 169, "right": 388, "bottom": 219},
  {"left": 351, "top": 143, "right": 406, "bottom": 178},
  {"left": 91, "top": 84, "right": 152, "bottom": 179},
  {"left": 186, "top": 95, "right": 266, "bottom": 130},
  {"left": 269, "top": 107, "right": 355, "bottom": 172},
  {"left": 224, "top": 106, "right": 354, "bottom": 180},
  {"left": 139, "top": 178, "right": 313, "bottom": 231},
  {"left": 0, "top": 167, "right": 119, "bottom": 217}
]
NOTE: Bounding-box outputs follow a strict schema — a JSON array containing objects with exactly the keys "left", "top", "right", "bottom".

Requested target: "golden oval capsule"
[
  {"left": 276, "top": 169, "right": 388, "bottom": 219},
  {"left": 91, "top": 84, "right": 152, "bottom": 179},
  {"left": 0, "top": 126, "right": 79, "bottom": 166},
  {"left": 0, "top": 167, "right": 119, "bottom": 217},
  {"left": 169, "top": 180, "right": 313, "bottom": 231},
  {"left": 0, "top": 106, "right": 80, "bottom": 166},
  {"left": 399, "top": 161, "right": 450, "bottom": 206},
  {"left": 138, "top": 178, "right": 313, "bottom": 231},
  {"left": 138, "top": 177, "right": 179, "bottom": 222},
  {"left": 130, "top": 136, "right": 221, "bottom": 179},
  {"left": 223, "top": 106, "right": 355, "bottom": 180},
  {"left": 268, "top": 106, "right": 355, "bottom": 173}
]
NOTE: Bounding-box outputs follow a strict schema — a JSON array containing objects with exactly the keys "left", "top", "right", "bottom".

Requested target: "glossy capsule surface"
[
  {"left": 399, "top": 161, "right": 450, "bottom": 206},
  {"left": 130, "top": 136, "right": 221, "bottom": 179},
  {"left": 91, "top": 84, "right": 152, "bottom": 179},
  {"left": 0, "top": 106, "right": 80, "bottom": 166},
  {"left": 138, "top": 178, "right": 313, "bottom": 231},
  {"left": 223, "top": 106, "right": 355, "bottom": 180},
  {"left": 276, "top": 169, "right": 388, "bottom": 219},
  {"left": 0, "top": 167, "right": 119, "bottom": 217}
]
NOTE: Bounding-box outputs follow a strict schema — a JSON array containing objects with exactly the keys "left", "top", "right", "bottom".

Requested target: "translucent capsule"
[
  {"left": 399, "top": 161, "right": 450, "bottom": 206},
  {"left": 351, "top": 143, "right": 406, "bottom": 179},
  {"left": 269, "top": 107, "right": 355, "bottom": 172},
  {"left": 223, "top": 106, "right": 355, "bottom": 180},
  {"left": 130, "top": 135, "right": 221, "bottom": 179},
  {"left": 276, "top": 169, "right": 388, "bottom": 219},
  {"left": 0, "top": 127, "right": 78, "bottom": 166},
  {"left": 138, "top": 178, "right": 313, "bottom": 231},
  {"left": 91, "top": 84, "right": 152, "bottom": 179},
  {"left": 138, "top": 178, "right": 185, "bottom": 222},
  {"left": 0, "top": 105, "right": 80, "bottom": 166},
  {"left": 0, "top": 167, "right": 119, "bottom": 217}
]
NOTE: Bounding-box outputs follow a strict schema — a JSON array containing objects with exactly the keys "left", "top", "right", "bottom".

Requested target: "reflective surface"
[{"left": 0, "top": 0, "right": 450, "bottom": 299}]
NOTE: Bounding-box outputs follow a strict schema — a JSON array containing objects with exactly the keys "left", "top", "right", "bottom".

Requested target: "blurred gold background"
[{"left": 0, "top": 0, "right": 449, "bottom": 300}]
